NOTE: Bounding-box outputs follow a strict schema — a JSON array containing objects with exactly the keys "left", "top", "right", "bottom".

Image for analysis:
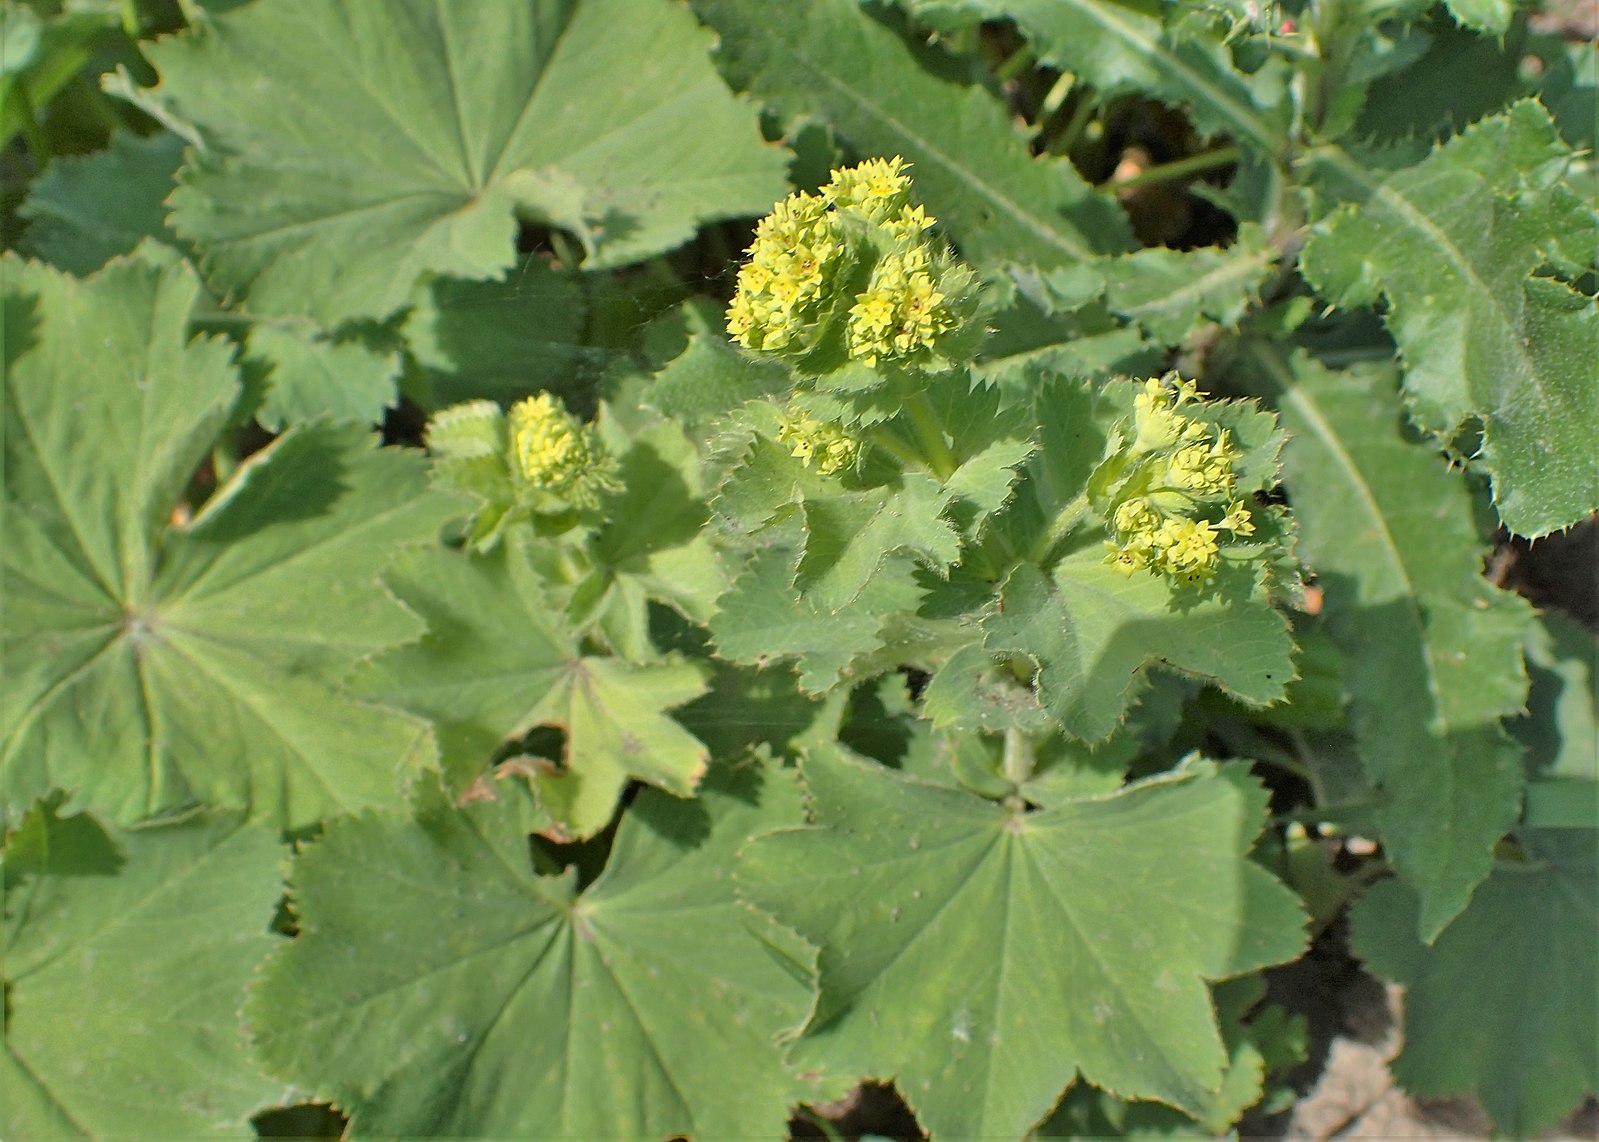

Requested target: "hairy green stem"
[
  {"left": 905, "top": 390, "right": 959, "bottom": 481},
  {"left": 865, "top": 423, "right": 926, "bottom": 472},
  {"left": 15, "top": 86, "right": 49, "bottom": 168},
  {"left": 994, "top": 43, "right": 1035, "bottom": 83},
  {"left": 1002, "top": 725, "right": 1036, "bottom": 787},
  {"left": 1027, "top": 491, "right": 1093, "bottom": 565},
  {"left": 1047, "top": 94, "right": 1097, "bottom": 155},
  {"left": 1110, "top": 145, "right": 1242, "bottom": 191}
]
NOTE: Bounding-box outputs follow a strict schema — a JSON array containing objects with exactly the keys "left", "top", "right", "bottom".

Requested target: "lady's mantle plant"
[{"left": 2, "top": 0, "right": 1594, "bottom": 1138}]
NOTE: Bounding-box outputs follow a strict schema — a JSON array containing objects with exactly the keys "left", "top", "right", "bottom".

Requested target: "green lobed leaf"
[
  {"left": 245, "top": 319, "right": 401, "bottom": 430},
  {"left": 352, "top": 538, "right": 709, "bottom": 838},
  {"left": 250, "top": 763, "right": 817, "bottom": 1139},
  {"left": 1352, "top": 13, "right": 1533, "bottom": 144},
  {"left": 1516, "top": 612, "right": 1598, "bottom": 830},
  {"left": 1516, "top": 611, "right": 1598, "bottom": 785},
  {"left": 2, "top": 807, "right": 284, "bottom": 1138},
  {"left": 919, "top": 0, "right": 1291, "bottom": 155},
  {"left": 589, "top": 416, "right": 728, "bottom": 637},
  {"left": 646, "top": 307, "right": 794, "bottom": 428},
  {"left": 1351, "top": 831, "right": 1598, "bottom": 1135},
  {"left": 1039, "top": 974, "right": 1309, "bottom": 1137},
  {"left": 1275, "top": 352, "right": 1534, "bottom": 939},
  {"left": 694, "top": 0, "right": 1132, "bottom": 269},
  {"left": 978, "top": 376, "right": 1296, "bottom": 743},
  {"left": 1090, "top": 222, "right": 1277, "bottom": 345},
  {"left": 16, "top": 130, "right": 186, "bottom": 274},
  {"left": 1301, "top": 100, "right": 1599, "bottom": 537},
  {"left": 146, "top": 0, "right": 788, "bottom": 324},
  {"left": 738, "top": 746, "right": 1307, "bottom": 1138},
  {"left": 985, "top": 556, "right": 1294, "bottom": 743},
  {"left": 3, "top": 255, "right": 449, "bottom": 828},
  {"left": 710, "top": 535, "right": 929, "bottom": 695},
  {"left": 977, "top": 274, "right": 1161, "bottom": 391},
  {"left": 797, "top": 474, "right": 962, "bottom": 612},
  {"left": 710, "top": 399, "right": 970, "bottom": 611}
]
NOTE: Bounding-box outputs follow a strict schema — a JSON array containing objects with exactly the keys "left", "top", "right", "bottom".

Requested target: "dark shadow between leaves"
[
  {"left": 627, "top": 779, "right": 713, "bottom": 853},
  {"left": 1, "top": 792, "right": 124, "bottom": 883},
  {"left": 2, "top": 286, "right": 41, "bottom": 375},
  {"left": 178, "top": 422, "right": 354, "bottom": 544}
]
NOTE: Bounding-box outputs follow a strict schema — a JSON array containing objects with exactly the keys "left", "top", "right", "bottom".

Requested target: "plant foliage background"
[{"left": 2, "top": 0, "right": 1594, "bottom": 1138}]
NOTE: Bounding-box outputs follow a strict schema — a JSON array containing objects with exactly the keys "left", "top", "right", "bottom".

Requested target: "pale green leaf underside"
[
  {"left": 694, "top": 0, "right": 1132, "bottom": 268},
  {"left": 3, "top": 812, "right": 284, "bottom": 1139},
  {"left": 148, "top": 0, "right": 788, "bottom": 324},
  {"left": 3, "top": 256, "right": 451, "bottom": 828},
  {"left": 250, "top": 766, "right": 814, "bottom": 1139},
  {"left": 1352, "top": 831, "right": 1597, "bottom": 1135},
  {"left": 1301, "top": 100, "right": 1599, "bottom": 537},
  {"left": 1277, "top": 354, "right": 1532, "bottom": 940},
  {"left": 739, "top": 747, "right": 1306, "bottom": 1138}
]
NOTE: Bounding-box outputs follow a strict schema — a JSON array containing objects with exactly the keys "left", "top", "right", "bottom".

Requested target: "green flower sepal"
[{"left": 425, "top": 394, "right": 620, "bottom": 550}]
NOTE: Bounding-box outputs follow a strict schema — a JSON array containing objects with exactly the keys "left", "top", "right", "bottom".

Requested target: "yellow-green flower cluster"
[
  {"left": 846, "top": 245, "right": 956, "bottom": 367},
  {"left": 777, "top": 409, "right": 860, "bottom": 474},
  {"left": 726, "top": 189, "right": 842, "bottom": 353},
  {"left": 1105, "top": 378, "right": 1255, "bottom": 583},
  {"left": 506, "top": 393, "right": 618, "bottom": 509},
  {"left": 727, "top": 156, "right": 960, "bottom": 367}
]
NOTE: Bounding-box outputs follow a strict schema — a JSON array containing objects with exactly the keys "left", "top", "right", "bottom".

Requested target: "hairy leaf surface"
[
  {"left": 245, "top": 320, "right": 401, "bottom": 430},
  {"left": 2, "top": 256, "right": 446, "bottom": 828},
  {"left": 920, "top": 0, "right": 1290, "bottom": 154},
  {"left": 3, "top": 808, "right": 283, "bottom": 1138},
  {"left": 1352, "top": 831, "right": 1598, "bottom": 1134},
  {"left": 148, "top": 0, "right": 787, "bottom": 323},
  {"left": 695, "top": 0, "right": 1131, "bottom": 268},
  {"left": 986, "top": 557, "right": 1293, "bottom": 742},
  {"left": 739, "top": 746, "right": 1306, "bottom": 1138},
  {"left": 1277, "top": 354, "right": 1533, "bottom": 939},
  {"left": 16, "top": 131, "right": 185, "bottom": 273},
  {"left": 1302, "top": 100, "right": 1598, "bottom": 536},
  {"left": 354, "top": 540, "right": 709, "bottom": 837},
  {"left": 251, "top": 765, "right": 815, "bottom": 1138},
  {"left": 404, "top": 260, "right": 593, "bottom": 411}
]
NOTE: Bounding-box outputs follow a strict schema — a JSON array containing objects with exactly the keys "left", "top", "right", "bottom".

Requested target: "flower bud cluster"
[
  {"left": 506, "top": 394, "right": 616, "bottom": 509},
  {"left": 1103, "top": 378, "right": 1256, "bottom": 583},
  {"left": 727, "top": 156, "right": 968, "bottom": 369},
  {"left": 776, "top": 408, "right": 860, "bottom": 475},
  {"left": 424, "top": 393, "right": 619, "bottom": 547}
]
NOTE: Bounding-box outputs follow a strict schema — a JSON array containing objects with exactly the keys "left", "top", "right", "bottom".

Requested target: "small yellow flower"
[
  {"left": 846, "top": 247, "right": 954, "bottom": 366},
  {"left": 777, "top": 411, "right": 860, "bottom": 475},
  {"left": 825, "top": 155, "right": 914, "bottom": 222},
  {"left": 1129, "top": 516, "right": 1218, "bottom": 582},
  {"left": 727, "top": 189, "right": 844, "bottom": 353},
  {"left": 1218, "top": 499, "right": 1256, "bottom": 536},
  {"left": 1113, "top": 497, "right": 1157, "bottom": 537},
  {"left": 1164, "top": 435, "right": 1236, "bottom": 497}
]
